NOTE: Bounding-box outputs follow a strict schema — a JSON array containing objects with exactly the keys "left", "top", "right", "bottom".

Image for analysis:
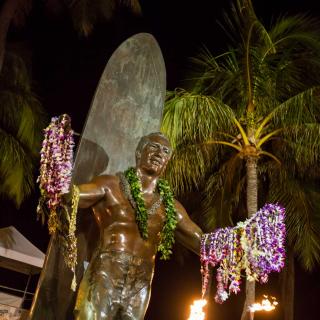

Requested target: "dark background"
[{"left": 1, "top": 0, "right": 320, "bottom": 319}]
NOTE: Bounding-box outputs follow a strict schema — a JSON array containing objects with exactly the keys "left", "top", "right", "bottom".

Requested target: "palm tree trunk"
[
  {"left": 0, "top": 0, "right": 20, "bottom": 73},
  {"left": 281, "top": 246, "right": 295, "bottom": 320},
  {"left": 241, "top": 156, "right": 258, "bottom": 320}
]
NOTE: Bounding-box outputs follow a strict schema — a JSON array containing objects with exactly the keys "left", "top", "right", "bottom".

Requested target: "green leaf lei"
[{"left": 124, "top": 167, "right": 178, "bottom": 260}]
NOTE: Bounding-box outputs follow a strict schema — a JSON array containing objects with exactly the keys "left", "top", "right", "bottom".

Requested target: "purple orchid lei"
[
  {"left": 37, "top": 114, "right": 74, "bottom": 233},
  {"left": 200, "top": 203, "right": 286, "bottom": 304},
  {"left": 37, "top": 114, "right": 79, "bottom": 290}
]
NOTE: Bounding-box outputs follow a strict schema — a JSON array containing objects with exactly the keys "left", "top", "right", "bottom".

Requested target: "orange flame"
[
  {"left": 249, "top": 295, "right": 278, "bottom": 313},
  {"left": 188, "top": 299, "right": 207, "bottom": 320}
]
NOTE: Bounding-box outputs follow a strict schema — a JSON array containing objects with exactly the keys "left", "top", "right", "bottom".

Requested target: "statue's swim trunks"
[{"left": 74, "top": 250, "right": 154, "bottom": 320}]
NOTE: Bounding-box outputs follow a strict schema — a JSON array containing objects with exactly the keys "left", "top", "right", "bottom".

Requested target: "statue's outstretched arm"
[
  {"left": 174, "top": 200, "right": 203, "bottom": 255},
  {"left": 77, "top": 175, "right": 110, "bottom": 208}
]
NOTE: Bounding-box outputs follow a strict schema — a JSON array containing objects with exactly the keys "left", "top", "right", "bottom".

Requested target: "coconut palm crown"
[{"left": 161, "top": 0, "right": 320, "bottom": 319}]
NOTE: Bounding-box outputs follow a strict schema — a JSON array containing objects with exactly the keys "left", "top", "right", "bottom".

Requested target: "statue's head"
[{"left": 135, "top": 132, "right": 172, "bottom": 175}]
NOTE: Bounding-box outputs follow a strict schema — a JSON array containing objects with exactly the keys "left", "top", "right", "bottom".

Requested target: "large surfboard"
[{"left": 29, "top": 33, "right": 166, "bottom": 320}]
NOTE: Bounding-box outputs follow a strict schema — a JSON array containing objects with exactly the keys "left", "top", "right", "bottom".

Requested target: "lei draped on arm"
[{"left": 200, "top": 203, "right": 286, "bottom": 303}]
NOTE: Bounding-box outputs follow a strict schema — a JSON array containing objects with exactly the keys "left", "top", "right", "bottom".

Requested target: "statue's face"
[{"left": 137, "top": 135, "right": 172, "bottom": 175}]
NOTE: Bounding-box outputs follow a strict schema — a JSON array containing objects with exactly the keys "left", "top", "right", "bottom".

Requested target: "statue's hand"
[
  {"left": 58, "top": 114, "right": 72, "bottom": 132},
  {"left": 61, "top": 188, "right": 73, "bottom": 206}
]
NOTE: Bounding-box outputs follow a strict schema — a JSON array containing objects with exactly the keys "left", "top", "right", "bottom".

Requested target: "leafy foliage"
[
  {"left": 66, "top": 0, "right": 142, "bottom": 36},
  {"left": 162, "top": 0, "right": 320, "bottom": 271},
  {"left": 0, "top": 53, "right": 46, "bottom": 206}
]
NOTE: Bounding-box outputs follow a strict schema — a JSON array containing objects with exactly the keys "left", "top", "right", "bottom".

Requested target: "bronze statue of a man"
[{"left": 73, "top": 132, "right": 203, "bottom": 320}]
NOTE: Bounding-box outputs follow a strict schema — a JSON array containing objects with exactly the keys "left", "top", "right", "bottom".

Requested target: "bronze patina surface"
[
  {"left": 29, "top": 33, "right": 166, "bottom": 320},
  {"left": 73, "top": 132, "right": 203, "bottom": 319}
]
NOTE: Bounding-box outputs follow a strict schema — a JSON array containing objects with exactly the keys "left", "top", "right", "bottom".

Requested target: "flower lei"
[
  {"left": 37, "top": 114, "right": 79, "bottom": 291},
  {"left": 200, "top": 203, "right": 286, "bottom": 303},
  {"left": 37, "top": 115, "right": 74, "bottom": 231},
  {"left": 124, "top": 167, "right": 177, "bottom": 260}
]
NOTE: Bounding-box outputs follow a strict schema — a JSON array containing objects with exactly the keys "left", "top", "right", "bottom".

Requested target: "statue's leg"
[
  {"left": 74, "top": 251, "right": 155, "bottom": 320},
  {"left": 121, "top": 285, "right": 151, "bottom": 320},
  {"left": 74, "top": 252, "right": 125, "bottom": 320},
  {"left": 120, "top": 258, "right": 154, "bottom": 320}
]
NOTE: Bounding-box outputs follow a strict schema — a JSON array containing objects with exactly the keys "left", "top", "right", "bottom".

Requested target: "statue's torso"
[{"left": 92, "top": 176, "right": 166, "bottom": 263}]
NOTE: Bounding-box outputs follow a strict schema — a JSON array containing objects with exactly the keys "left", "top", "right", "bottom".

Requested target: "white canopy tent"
[
  {"left": 0, "top": 226, "right": 45, "bottom": 319},
  {"left": 0, "top": 226, "right": 45, "bottom": 275}
]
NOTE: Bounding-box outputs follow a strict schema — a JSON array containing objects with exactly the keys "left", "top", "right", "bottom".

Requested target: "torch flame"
[
  {"left": 248, "top": 295, "right": 278, "bottom": 313},
  {"left": 188, "top": 299, "right": 207, "bottom": 320}
]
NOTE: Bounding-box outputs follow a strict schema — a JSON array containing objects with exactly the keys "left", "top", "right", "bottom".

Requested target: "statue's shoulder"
[
  {"left": 173, "top": 199, "right": 189, "bottom": 220},
  {"left": 94, "top": 174, "right": 119, "bottom": 187}
]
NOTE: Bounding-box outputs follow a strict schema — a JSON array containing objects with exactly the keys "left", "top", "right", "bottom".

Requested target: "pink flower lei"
[{"left": 200, "top": 203, "right": 286, "bottom": 303}]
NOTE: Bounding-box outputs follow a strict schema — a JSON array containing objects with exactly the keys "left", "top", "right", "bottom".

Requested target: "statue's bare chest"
[{"left": 93, "top": 185, "right": 166, "bottom": 234}]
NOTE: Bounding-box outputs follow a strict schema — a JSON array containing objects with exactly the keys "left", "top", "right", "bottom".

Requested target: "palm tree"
[
  {"left": 0, "top": 52, "right": 46, "bottom": 207},
  {"left": 161, "top": 1, "right": 320, "bottom": 319}
]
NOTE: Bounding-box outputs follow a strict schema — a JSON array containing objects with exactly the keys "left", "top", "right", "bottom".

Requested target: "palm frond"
[
  {"left": 267, "top": 169, "right": 320, "bottom": 271},
  {"left": 162, "top": 89, "right": 237, "bottom": 149},
  {"left": 69, "top": 0, "right": 113, "bottom": 36},
  {"left": 0, "top": 53, "right": 30, "bottom": 90},
  {"left": 260, "top": 87, "right": 320, "bottom": 132},
  {"left": 162, "top": 89, "right": 241, "bottom": 194},
  {"left": 270, "top": 14, "right": 320, "bottom": 53},
  {"left": 164, "top": 143, "right": 209, "bottom": 195},
  {"left": 201, "top": 205, "right": 218, "bottom": 232},
  {"left": 119, "top": 0, "right": 141, "bottom": 15},
  {"left": 279, "top": 124, "right": 320, "bottom": 170},
  {"left": 0, "top": 91, "right": 46, "bottom": 153},
  {"left": 0, "top": 52, "right": 46, "bottom": 206},
  {"left": 68, "top": 0, "right": 141, "bottom": 36},
  {"left": 191, "top": 49, "right": 251, "bottom": 115},
  {"left": 218, "top": 0, "right": 258, "bottom": 46},
  {"left": 0, "top": 128, "right": 34, "bottom": 206},
  {"left": 203, "top": 152, "right": 245, "bottom": 224},
  {"left": 266, "top": 16, "right": 320, "bottom": 99}
]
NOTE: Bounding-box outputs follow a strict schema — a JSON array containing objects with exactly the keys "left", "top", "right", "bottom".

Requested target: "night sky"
[{"left": 1, "top": 0, "right": 320, "bottom": 319}]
